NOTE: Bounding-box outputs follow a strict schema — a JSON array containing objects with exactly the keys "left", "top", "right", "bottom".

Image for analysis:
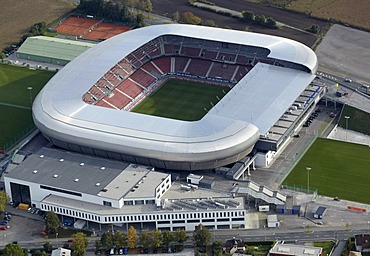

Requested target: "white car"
[{"left": 345, "top": 78, "right": 352, "bottom": 82}]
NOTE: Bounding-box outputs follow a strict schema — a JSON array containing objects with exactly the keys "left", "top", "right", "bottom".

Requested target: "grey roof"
[
  {"left": 269, "top": 244, "right": 322, "bottom": 256},
  {"left": 32, "top": 24, "right": 317, "bottom": 167},
  {"left": 5, "top": 147, "right": 128, "bottom": 196},
  {"left": 17, "top": 36, "right": 94, "bottom": 61}
]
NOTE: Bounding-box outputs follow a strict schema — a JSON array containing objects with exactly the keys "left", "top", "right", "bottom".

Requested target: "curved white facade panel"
[{"left": 33, "top": 24, "right": 317, "bottom": 170}]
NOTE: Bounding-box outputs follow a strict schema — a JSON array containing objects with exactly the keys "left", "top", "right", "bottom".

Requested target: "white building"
[{"left": 4, "top": 147, "right": 247, "bottom": 231}]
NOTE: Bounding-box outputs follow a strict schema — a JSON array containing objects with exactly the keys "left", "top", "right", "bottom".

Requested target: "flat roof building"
[
  {"left": 269, "top": 243, "right": 323, "bottom": 256},
  {"left": 16, "top": 36, "right": 94, "bottom": 66},
  {"left": 4, "top": 147, "right": 247, "bottom": 231}
]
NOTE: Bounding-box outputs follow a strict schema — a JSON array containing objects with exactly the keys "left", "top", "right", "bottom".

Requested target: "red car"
[{"left": 0, "top": 226, "right": 7, "bottom": 231}]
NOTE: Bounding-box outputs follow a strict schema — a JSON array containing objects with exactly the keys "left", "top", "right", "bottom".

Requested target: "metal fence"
[{"left": 0, "top": 124, "right": 36, "bottom": 153}]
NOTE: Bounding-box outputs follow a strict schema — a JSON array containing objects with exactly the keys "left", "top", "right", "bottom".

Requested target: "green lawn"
[
  {"left": 0, "top": 64, "right": 54, "bottom": 107},
  {"left": 0, "top": 64, "right": 55, "bottom": 151},
  {"left": 339, "top": 104, "right": 370, "bottom": 136},
  {"left": 283, "top": 138, "right": 370, "bottom": 204},
  {"left": 132, "top": 79, "right": 231, "bottom": 121}
]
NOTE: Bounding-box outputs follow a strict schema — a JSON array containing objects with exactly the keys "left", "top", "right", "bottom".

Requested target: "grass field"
[
  {"left": 0, "top": 64, "right": 55, "bottom": 150},
  {"left": 132, "top": 79, "right": 231, "bottom": 121},
  {"left": 283, "top": 138, "right": 370, "bottom": 204},
  {"left": 0, "top": 0, "right": 74, "bottom": 50},
  {"left": 338, "top": 104, "right": 370, "bottom": 136}
]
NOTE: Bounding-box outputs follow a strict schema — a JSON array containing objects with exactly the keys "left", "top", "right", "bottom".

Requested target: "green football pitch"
[
  {"left": 132, "top": 79, "right": 231, "bottom": 121},
  {"left": 0, "top": 64, "right": 55, "bottom": 150},
  {"left": 283, "top": 137, "right": 370, "bottom": 204}
]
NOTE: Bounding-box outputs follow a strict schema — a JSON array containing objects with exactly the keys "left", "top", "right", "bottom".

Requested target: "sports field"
[
  {"left": 132, "top": 79, "right": 231, "bottom": 121},
  {"left": 283, "top": 138, "right": 370, "bottom": 204},
  {"left": 0, "top": 64, "right": 55, "bottom": 150}
]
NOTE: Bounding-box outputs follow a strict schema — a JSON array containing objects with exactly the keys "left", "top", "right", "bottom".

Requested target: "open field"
[
  {"left": 0, "top": 0, "right": 74, "bottom": 51},
  {"left": 288, "top": 0, "right": 370, "bottom": 30},
  {"left": 246, "top": 0, "right": 370, "bottom": 30},
  {"left": 132, "top": 79, "right": 230, "bottom": 121},
  {"left": 283, "top": 138, "right": 370, "bottom": 204},
  {"left": 0, "top": 64, "right": 55, "bottom": 150},
  {"left": 150, "top": 0, "right": 328, "bottom": 47}
]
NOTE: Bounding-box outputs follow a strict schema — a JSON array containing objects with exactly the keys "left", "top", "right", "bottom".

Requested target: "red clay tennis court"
[
  {"left": 55, "top": 17, "right": 131, "bottom": 40},
  {"left": 83, "top": 23, "right": 131, "bottom": 40}
]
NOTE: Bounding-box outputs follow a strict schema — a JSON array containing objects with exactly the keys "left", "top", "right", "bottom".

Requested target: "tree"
[
  {"left": 94, "top": 240, "right": 102, "bottom": 251},
  {"left": 175, "top": 229, "right": 187, "bottom": 244},
  {"left": 31, "top": 249, "right": 48, "bottom": 256},
  {"left": 139, "top": 230, "right": 151, "bottom": 249},
  {"left": 43, "top": 241, "right": 52, "bottom": 253},
  {"left": 0, "top": 191, "right": 9, "bottom": 213},
  {"left": 212, "top": 240, "right": 223, "bottom": 256},
  {"left": 135, "top": 13, "right": 145, "bottom": 27},
  {"left": 127, "top": 226, "right": 138, "bottom": 248},
  {"left": 172, "top": 11, "right": 180, "bottom": 22},
  {"left": 0, "top": 52, "right": 6, "bottom": 60},
  {"left": 193, "top": 224, "right": 211, "bottom": 248},
  {"left": 242, "top": 10, "right": 255, "bottom": 21},
  {"left": 151, "top": 229, "right": 162, "bottom": 248},
  {"left": 254, "top": 15, "right": 267, "bottom": 25},
  {"left": 202, "top": 19, "right": 218, "bottom": 27},
  {"left": 143, "top": 0, "right": 153, "bottom": 12},
  {"left": 71, "top": 232, "right": 89, "bottom": 256},
  {"left": 180, "top": 12, "right": 202, "bottom": 25},
  {"left": 45, "top": 211, "right": 59, "bottom": 234},
  {"left": 101, "top": 232, "right": 114, "bottom": 250},
  {"left": 266, "top": 17, "right": 277, "bottom": 28},
  {"left": 114, "top": 231, "right": 127, "bottom": 248},
  {"left": 3, "top": 243, "right": 24, "bottom": 256},
  {"left": 161, "top": 230, "right": 173, "bottom": 248},
  {"left": 306, "top": 24, "right": 319, "bottom": 34}
]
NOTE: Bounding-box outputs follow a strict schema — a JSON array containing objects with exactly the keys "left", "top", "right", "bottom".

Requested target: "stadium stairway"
[{"left": 231, "top": 180, "right": 286, "bottom": 206}]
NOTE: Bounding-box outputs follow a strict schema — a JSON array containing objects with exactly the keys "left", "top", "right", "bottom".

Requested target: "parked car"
[
  {"left": 344, "top": 78, "right": 352, "bottom": 83},
  {"left": 0, "top": 226, "right": 6, "bottom": 231},
  {"left": 0, "top": 221, "right": 8, "bottom": 226}
]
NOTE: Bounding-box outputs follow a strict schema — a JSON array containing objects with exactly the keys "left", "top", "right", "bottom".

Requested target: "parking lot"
[{"left": 0, "top": 205, "right": 45, "bottom": 246}]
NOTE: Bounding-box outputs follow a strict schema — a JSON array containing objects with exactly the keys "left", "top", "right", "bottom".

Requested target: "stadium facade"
[{"left": 32, "top": 24, "right": 318, "bottom": 171}]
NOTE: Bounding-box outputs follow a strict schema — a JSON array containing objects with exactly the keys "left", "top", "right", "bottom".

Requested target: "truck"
[{"left": 73, "top": 219, "right": 86, "bottom": 230}]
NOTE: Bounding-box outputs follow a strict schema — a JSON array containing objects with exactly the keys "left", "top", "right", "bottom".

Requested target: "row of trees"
[
  {"left": 242, "top": 10, "right": 278, "bottom": 29},
  {"left": 77, "top": 0, "right": 151, "bottom": 26},
  {"left": 173, "top": 11, "right": 218, "bottom": 28},
  {"left": 95, "top": 226, "right": 187, "bottom": 250}
]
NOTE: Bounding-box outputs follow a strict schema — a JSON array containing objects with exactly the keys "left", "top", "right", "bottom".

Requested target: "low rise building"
[
  {"left": 4, "top": 147, "right": 247, "bottom": 231},
  {"left": 268, "top": 243, "right": 322, "bottom": 256}
]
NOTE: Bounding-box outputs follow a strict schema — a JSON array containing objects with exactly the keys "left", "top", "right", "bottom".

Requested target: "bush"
[{"left": 305, "top": 24, "right": 319, "bottom": 34}]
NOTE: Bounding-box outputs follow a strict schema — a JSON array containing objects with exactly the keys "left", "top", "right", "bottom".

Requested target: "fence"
[{"left": 0, "top": 124, "right": 36, "bottom": 153}]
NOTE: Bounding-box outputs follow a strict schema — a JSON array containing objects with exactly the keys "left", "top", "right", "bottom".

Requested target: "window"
[
  {"left": 103, "top": 201, "right": 112, "bottom": 206},
  {"left": 40, "top": 185, "right": 82, "bottom": 197}
]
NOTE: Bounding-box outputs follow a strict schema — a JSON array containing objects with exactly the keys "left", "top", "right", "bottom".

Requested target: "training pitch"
[
  {"left": 0, "top": 64, "right": 54, "bottom": 150},
  {"left": 132, "top": 79, "right": 231, "bottom": 121},
  {"left": 283, "top": 137, "right": 370, "bottom": 204}
]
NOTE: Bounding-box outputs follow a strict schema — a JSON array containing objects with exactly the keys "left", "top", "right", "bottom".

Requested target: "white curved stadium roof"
[{"left": 33, "top": 24, "right": 317, "bottom": 170}]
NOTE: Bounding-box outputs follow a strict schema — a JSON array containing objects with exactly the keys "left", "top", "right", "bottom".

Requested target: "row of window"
[
  {"left": 123, "top": 199, "right": 155, "bottom": 206},
  {"left": 41, "top": 203, "right": 245, "bottom": 224},
  {"left": 41, "top": 204, "right": 101, "bottom": 222}
]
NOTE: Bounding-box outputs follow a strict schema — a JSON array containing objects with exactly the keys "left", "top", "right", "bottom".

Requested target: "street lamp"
[
  {"left": 27, "top": 86, "right": 33, "bottom": 107},
  {"left": 56, "top": 232, "right": 58, "bottom": 248},
  {"left": 344, "top": 116, "right": 350, "bottom": 141},
  {"left": 306, "top": 167, "right": 311, "bottom": 194}
]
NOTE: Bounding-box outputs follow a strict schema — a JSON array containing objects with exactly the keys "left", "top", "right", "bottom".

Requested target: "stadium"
[{"left": 32, "top": 24, "right": 319, "bottom": 171}]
